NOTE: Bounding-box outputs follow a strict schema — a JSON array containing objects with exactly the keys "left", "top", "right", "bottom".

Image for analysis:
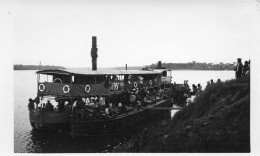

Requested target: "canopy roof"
[{"left": 36, "top": 69, "right": 162, "bottom": 76}]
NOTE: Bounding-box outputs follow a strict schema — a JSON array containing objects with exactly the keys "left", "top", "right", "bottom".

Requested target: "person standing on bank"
[
  {"left": 243, "top": 61, "right": 250, "bottom": 76},
  {"left": 234, "top": 58, "right": 243, "bottom": 79}
]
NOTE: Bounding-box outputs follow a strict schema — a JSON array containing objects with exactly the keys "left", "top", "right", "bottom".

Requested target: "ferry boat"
[{"left": 28, "top": 36, "right": 190, "bottom": 137}]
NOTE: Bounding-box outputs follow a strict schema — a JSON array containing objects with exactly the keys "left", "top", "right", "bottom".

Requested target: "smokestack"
[
  {"left": 91, "top": 36, "right": 98, "bottom": 70},
  {"left": 158, "top": 61, "right": 161, "bottom": 69},
  {"left": 126, "top": 64, "right": 127, "bottom": 71}
]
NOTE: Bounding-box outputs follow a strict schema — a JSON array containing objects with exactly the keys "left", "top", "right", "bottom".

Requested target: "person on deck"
[
  {"left": 210, "top": 79, "right": 214, "bottom": 84},
  {"left": 136, "top": 95, "right": 141, "bottom": 110},
  {"left": 234, "top": 58, "right": 243, "bottom": 79},
  {"left": 191, "top": 84, "right": 198, "bottom": 95},
  {"left": 34, "top": 96, "right": 40, "bottom": 110},
  {"left": 57, "top": 100, "right": 65, "bottom": 112},
  {"left": 85, "top": 97, "right": 90, "bottom": 105},
  {"left": 42, "top": 103, "right": 46, "bottom": 110},
  {"left": 28, "top": 98, "right": 35, "bottom": 110},
  {"left": 99, "top": 96, "right": 106, "bottom": 109},
  {"left": 46, "top": 100, "right": 53, "bottom": 111},
  {"left": 130, "top": 93, "right": 136, "bottom": 108}
]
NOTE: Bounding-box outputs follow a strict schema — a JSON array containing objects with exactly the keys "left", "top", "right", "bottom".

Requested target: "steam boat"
[{"left": 28, "top": 36, "right": 190, "bottom": 137}]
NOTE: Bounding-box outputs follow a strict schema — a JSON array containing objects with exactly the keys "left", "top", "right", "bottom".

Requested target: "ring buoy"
[
  {"left": 85, "top": 85, "right": 90, "bottom": 92},
  {"left": 63, "top": 85, "right": 70, "bottom": 93},
  {"left": 114, "top": 83, "right": 118, "bottom": 90},
  {"left": 134, "top": 82, "right": 137, "bottom": 88},
  {"left": 39, "top": 84, "right": 45, "bottom": 92},
  {"left": 149, "top": 80, "right": 152, "bottom": 85}
]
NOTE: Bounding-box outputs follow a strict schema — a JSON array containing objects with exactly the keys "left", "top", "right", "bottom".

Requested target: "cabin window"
[
  {"left": 162, "top": 71, "right": 167, "bottom": 76},
  {"left": 47, "top": 75, "right": 53, "bottom": 82},
  {"left": 53, "top": 74, "right": 71, "bottom": 83},
  {"left": 74, "top": 75, "right": 85, "bottom": 84},
  {"left": 38, "top": 74, "right": 47, "bottom": 82},
  {"left": 72, "top": 76, "right": 74, "bottom": 83},
  {"left": 83, "top": 75, "right": 95, "bottom": 84}
]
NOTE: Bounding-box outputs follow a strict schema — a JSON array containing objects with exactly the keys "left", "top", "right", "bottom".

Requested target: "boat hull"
[
  {"left": 70, "top": 99, "right": 172, "bottom": 138},
  {"left": 29, "top": 109, "right": 70, "bottom": 130}
]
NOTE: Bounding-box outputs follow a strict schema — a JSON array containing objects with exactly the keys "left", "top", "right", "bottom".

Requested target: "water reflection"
[{"left": 26, "top": 128, "right": 126, "bottom": 153}]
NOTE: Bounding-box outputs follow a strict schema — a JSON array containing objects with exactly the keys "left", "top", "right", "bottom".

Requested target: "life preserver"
[
  {"left": 134, "top": 82, "right": 137, "bottom": 88},
  {"left": 63, "top": 85, "right": 70, "bottom": 93},
  {"left": 114, "top": 83, "right": 118, "bottom": 90},
  {"left": 149, "top": 80, "right": 152, "bottom": 85},
  {"left": 85, "top": 85, "right": 90, "bottom": 92},
  {"left": 39, "top": 84, "right": 45, "bottom": 92}
]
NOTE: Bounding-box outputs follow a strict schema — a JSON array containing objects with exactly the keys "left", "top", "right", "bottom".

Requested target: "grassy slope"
[{"left": 116, "top": 74, "right": 250, "bottom": 153}]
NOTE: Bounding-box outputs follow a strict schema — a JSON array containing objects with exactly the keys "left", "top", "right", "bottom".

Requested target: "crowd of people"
[
  {"left": 70, "top": 87, "right": 165, "bottom": 119},
  {"left": 28, "top": 87, "right": 166, "bottom": 119},
  {"left": 234, "top": 58, "right": 250, "bottom": 80}
]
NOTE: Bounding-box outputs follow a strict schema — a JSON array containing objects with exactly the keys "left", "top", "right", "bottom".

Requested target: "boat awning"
[
  {"left": 36, "top": 69, "right": 72, "bottom": 75},
  {"left": 36, "top": 69, "right": 162, "bottom": 76}
]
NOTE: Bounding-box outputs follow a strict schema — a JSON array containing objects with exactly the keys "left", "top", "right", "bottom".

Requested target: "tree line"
[
  {"left": 14, "top": 64, "right": 66, "bottom": 70},
  {"left": 146, "top": 61, "right": 236, "bottom": 70}
]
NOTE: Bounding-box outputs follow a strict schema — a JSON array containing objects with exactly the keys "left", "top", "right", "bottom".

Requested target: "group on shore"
[{"left": 234, "top": 58, "right": 250, "bottom": 80}]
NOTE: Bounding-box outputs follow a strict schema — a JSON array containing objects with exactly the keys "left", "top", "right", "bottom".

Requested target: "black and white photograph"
[{"left": 1, "top": 0, "right": 260, "bottom": 154}]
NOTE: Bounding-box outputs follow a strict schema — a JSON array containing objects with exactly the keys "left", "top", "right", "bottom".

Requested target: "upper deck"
[{"left": 36, "top": 69, "right": 167, "bottom": 98}]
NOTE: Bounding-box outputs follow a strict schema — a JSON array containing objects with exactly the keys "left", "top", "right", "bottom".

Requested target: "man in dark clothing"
[
  {"left": 191, "top": 84, "right": 197, "bottom": 95},
  {"left": 46, "top": 100, "right": 53, "bottom": 111},
  {"left": 57, "top": 100, "right": 65, "bottom": 112},
  {"left": 243, "top": 61, "right": 249, "bottom": 75},
  {"left": 28, "top": 98, "right": 35, "bottom": 110},
  {"left": 234, "top": 58, "right": 243, "bottom": 79}
]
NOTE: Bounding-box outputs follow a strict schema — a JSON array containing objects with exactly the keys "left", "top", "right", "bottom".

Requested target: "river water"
[{"left": 14, "top": 70, "right": 234, "bottom": 153}]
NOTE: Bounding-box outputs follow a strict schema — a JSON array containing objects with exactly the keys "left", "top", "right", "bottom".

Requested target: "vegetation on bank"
[
  {"left": 14, "top": 64, "right": 66, "bottom": 70},
  {"left": 115, "top": 74, "right": 250, "bottom": 152},
  {"left": 147, "top": 61, "right": 236, "bottom": 70}
]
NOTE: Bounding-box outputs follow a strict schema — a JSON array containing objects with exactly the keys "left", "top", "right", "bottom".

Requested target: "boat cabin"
[{"left": 36, "top": 69, "right": 170, "bottom": 98}]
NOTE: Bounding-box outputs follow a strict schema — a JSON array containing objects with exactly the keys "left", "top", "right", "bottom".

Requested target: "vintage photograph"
[{"left": 8, "top": 0, "right": 259, "bottom": 153}]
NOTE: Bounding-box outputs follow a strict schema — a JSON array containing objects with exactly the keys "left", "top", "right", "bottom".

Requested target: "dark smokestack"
[
  {"left": 91, "top": 36, "right": 98, "bottom": 70},
  {"left": 126, "top": 64, "right": 127, "bottom": 71},
  {"left": 158, "top": 61, "right": 161, "bottom": 69}
]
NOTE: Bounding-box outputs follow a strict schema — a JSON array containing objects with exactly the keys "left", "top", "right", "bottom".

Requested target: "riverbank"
[{"left": 114, "top": 74, "right": 250, "bottom": 152}]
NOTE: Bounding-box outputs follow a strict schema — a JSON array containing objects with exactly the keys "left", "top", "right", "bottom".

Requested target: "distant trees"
[
  {"left": 146, "top": 62, "right": 236, "bottom": 70},
  {"left": 14, "top": 64, "right": 66, "bottom": 70}
]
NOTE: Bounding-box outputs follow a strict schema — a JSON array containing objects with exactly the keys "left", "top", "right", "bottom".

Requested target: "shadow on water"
[{"left": 25, "top": 111, "right": 172, "bottom": 153}]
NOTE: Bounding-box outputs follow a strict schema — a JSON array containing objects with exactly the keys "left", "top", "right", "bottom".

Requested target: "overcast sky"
[{"left": 5, "top": 0, "right": 260, "bottom": 68}]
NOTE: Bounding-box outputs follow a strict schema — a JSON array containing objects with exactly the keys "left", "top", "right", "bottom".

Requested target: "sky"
[{"left": 3, "top": 0, "right": 260, "bottom": 68}]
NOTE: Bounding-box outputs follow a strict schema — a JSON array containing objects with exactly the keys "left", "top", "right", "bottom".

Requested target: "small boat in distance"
[{"left": 28, "top": 36, "right": 190, "bottom": 138}]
